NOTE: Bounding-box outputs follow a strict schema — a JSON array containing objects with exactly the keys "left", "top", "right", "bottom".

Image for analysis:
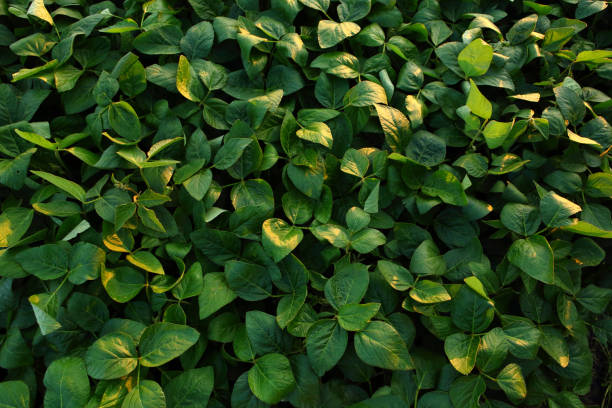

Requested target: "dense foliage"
[{"left": 0, "top": 0, "right": 612, "bottom": 406}]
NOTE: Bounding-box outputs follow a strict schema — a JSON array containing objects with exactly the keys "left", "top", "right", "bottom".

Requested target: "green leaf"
[
  {"left": 183, "top": 169, "right": 213, "bottom": 201},
  {"left": 0, "top": 381, "right": 29, "bottom": 408},
  {"left": 542, "top": 27, "right": 575, "bottom": 52},
  {"left": 507, "top": 235, "right": 554, "bottom": 284},
  {"left": 376, "top": 260, "right": 413, "bottom": 291},
  {"left": 213, "top": 138, "right": 253, "bottom": 170},
  {"left": 180, "top": 21, "right": 214, "bottom": 60},
  {"left": 31, "top": 171, "right": 86, "bottom": 202},
  {"left": 299, "top": 0, "right": 329, "bottom": 12},
  {"left": 500, "top": 203, "right": 541, "bottom": 235},
  {"left": 350, "top": 228, "right": 386, "bottom": 253},
  {"left": 28, "top": 293, "right": 61, "bottom": 335},
  {"left": 28, "top": 0, "right": 54, "bottom": 25},
  {"left": 444, "top": 333, "right": 479, "bottom": 375},
  {"left": 451, "top": 285, "right": 494, "bottom": 333},
  {"left": 246, "top": 310, "right": 286, "bottom": 355},
  {"left": 561, "top": 220, "right": 612, "bottom": 238},
  {"left": 539, "top": 326, "right": 569, "bottom": 368},
  {"left": 343, "top": 81, "right": 387, "bottom": 107},
  {"left": 248, "top": 353, "right": 296, "bottom": 404},
  {"left": 306, "top": 319, "right": 348, "bottom": 376},
  {"left": 0, "top": 207, "right": 33, "bottom": 248},
  {"left": 502, "top": 315, "right": 541, "bottom": 360},
  {"left": 324, "top": 262, "right": 369, "bottom": 310},
  {"left": 397, "top": 61, "right": 424, "bottom": 92},
  {"left": 108, "top": 101, "right": 141, "bottom": 141},
  {"left": 507, "top": 14, "right": 537, "bottom": 44},
  {"left": 139, "top": 322, "right": 200, "bottom": 367},
  {"left": 337, "top": 303, "right": 380, "bottom": 331},
  {"left": 466, "top": 79, "right": 492, "bottom": 120},
  {"left": 14, "top": 129, "right": 56, "bottom": 150},
  {"left": 126, "top": 251, "right": 164, "bottom": 275},
  {"left": 0, "top": 148, "right": 37, "bottom": 190},
  {"left": 166, "top": 367, "right": 214, "bottom": 408},
  {"left": 422, "top": 169, "right": 468, "bottom": 206},
  {"left": 225, "top": 260, "right": 272, "bottom": 301},
  {"left": 449, "top": 375, "right": 485, "bottom": 408},
  {"left": 198, "top": 60, "right": 228, "bottom": 90},
  {"left": 585, "top": 172, "right": 612, "bottom": 198},
  {"left": 409, "top": 280, "right": 451, "bottom": 303},
  {"left": 172, "top": 262, "right": 203, "bottom": 300},
  {"left": 496, "top": 363, "right": 527, "bottom": 403},
  {"left": 318, "top": 20, "right": 360, "bottom": 48},
  {"left": 262, "top": 218, "right": 304, "bottom": 262},
  {"left": 405, "top": 130, "right": 446, "bottom": 167},
  {"left": 554, "top": 84, "right": 585, "bottom": 126},
  {"left": 296, "top": 122, "right": 333, "bottom": 148},
  {"left": 410, "top": 240, "right": 446, "bottom": 276},
  {"left": 576, "top": 0, "right": 608, "bottom": 18},
  {"left": 576, "top": 284, "right": 612, "bottom": 313},
  {"left": 483, "top": 121, "right": 513, "bottom": 149},
  {"left": 16, "top": 243, "right": 70, "bottom": 280},
  {"left": 85, "top": 333, "right": 138, "bottom": 379},
  {"left": 340, "top": 148, "right": 369, "bottom": 178},
  {"left": 540, "top": 191, "right": 582, "bottom": 227},
  {"left": 176, "top": 55, "right": 205, "bottom": 102},
  {"left": 101, "top": 266, "right": 146, "bottom": 303},
  {"left": 122, "top": 380, "right": 166, "bottom": 408},
  {"left": 337, "top": 0, "right": 371, "bottom": 21},
  {"left": 67, "top": 292, "right": 109, "bottom": 332},
  {"left": 312, "top": 52, "right": 360, "bottom": 79},
  {"left": 374, "top": 104, "right": 410, "bottom": 152},
  {"left": 44, "top": 357, "right": 90, "bottom": 407},
  {"left": 312, "top": 224, "right": 350, "bottom": 248},
  {"left": 133, "top": 25, "right": 182, "bottom": 55},
  {"left": 575, "top": 49, "right": 612, "bottom": 63},
  {"left": 476, "top": 327, "right": 508, "bottom": 372},
  {"left": 458, "top": 39, "right": 493, "bottom": 77},
  {"left": 354, "top": 321, "right": 413, "bottom": 370},
  {"left": 287, "top": 163, "right": 324, "bottom": 198}
]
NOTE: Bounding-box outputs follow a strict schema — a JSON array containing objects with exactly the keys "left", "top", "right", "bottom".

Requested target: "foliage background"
[{"left": 0, "top": 0, "right": 612, "bottom": 406}]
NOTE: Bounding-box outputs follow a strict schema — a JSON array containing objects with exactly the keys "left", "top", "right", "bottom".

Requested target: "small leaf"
[
  {"left": 31, "top": 171, "right": 86, "bottom": 202},
  {"left": 466, "top": 79, "right": 492, "bottom": 120}
]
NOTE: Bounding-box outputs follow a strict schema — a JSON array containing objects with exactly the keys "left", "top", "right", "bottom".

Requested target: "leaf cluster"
[{"left": 0, "top": 0, "right": 611, "bottom": 407}]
